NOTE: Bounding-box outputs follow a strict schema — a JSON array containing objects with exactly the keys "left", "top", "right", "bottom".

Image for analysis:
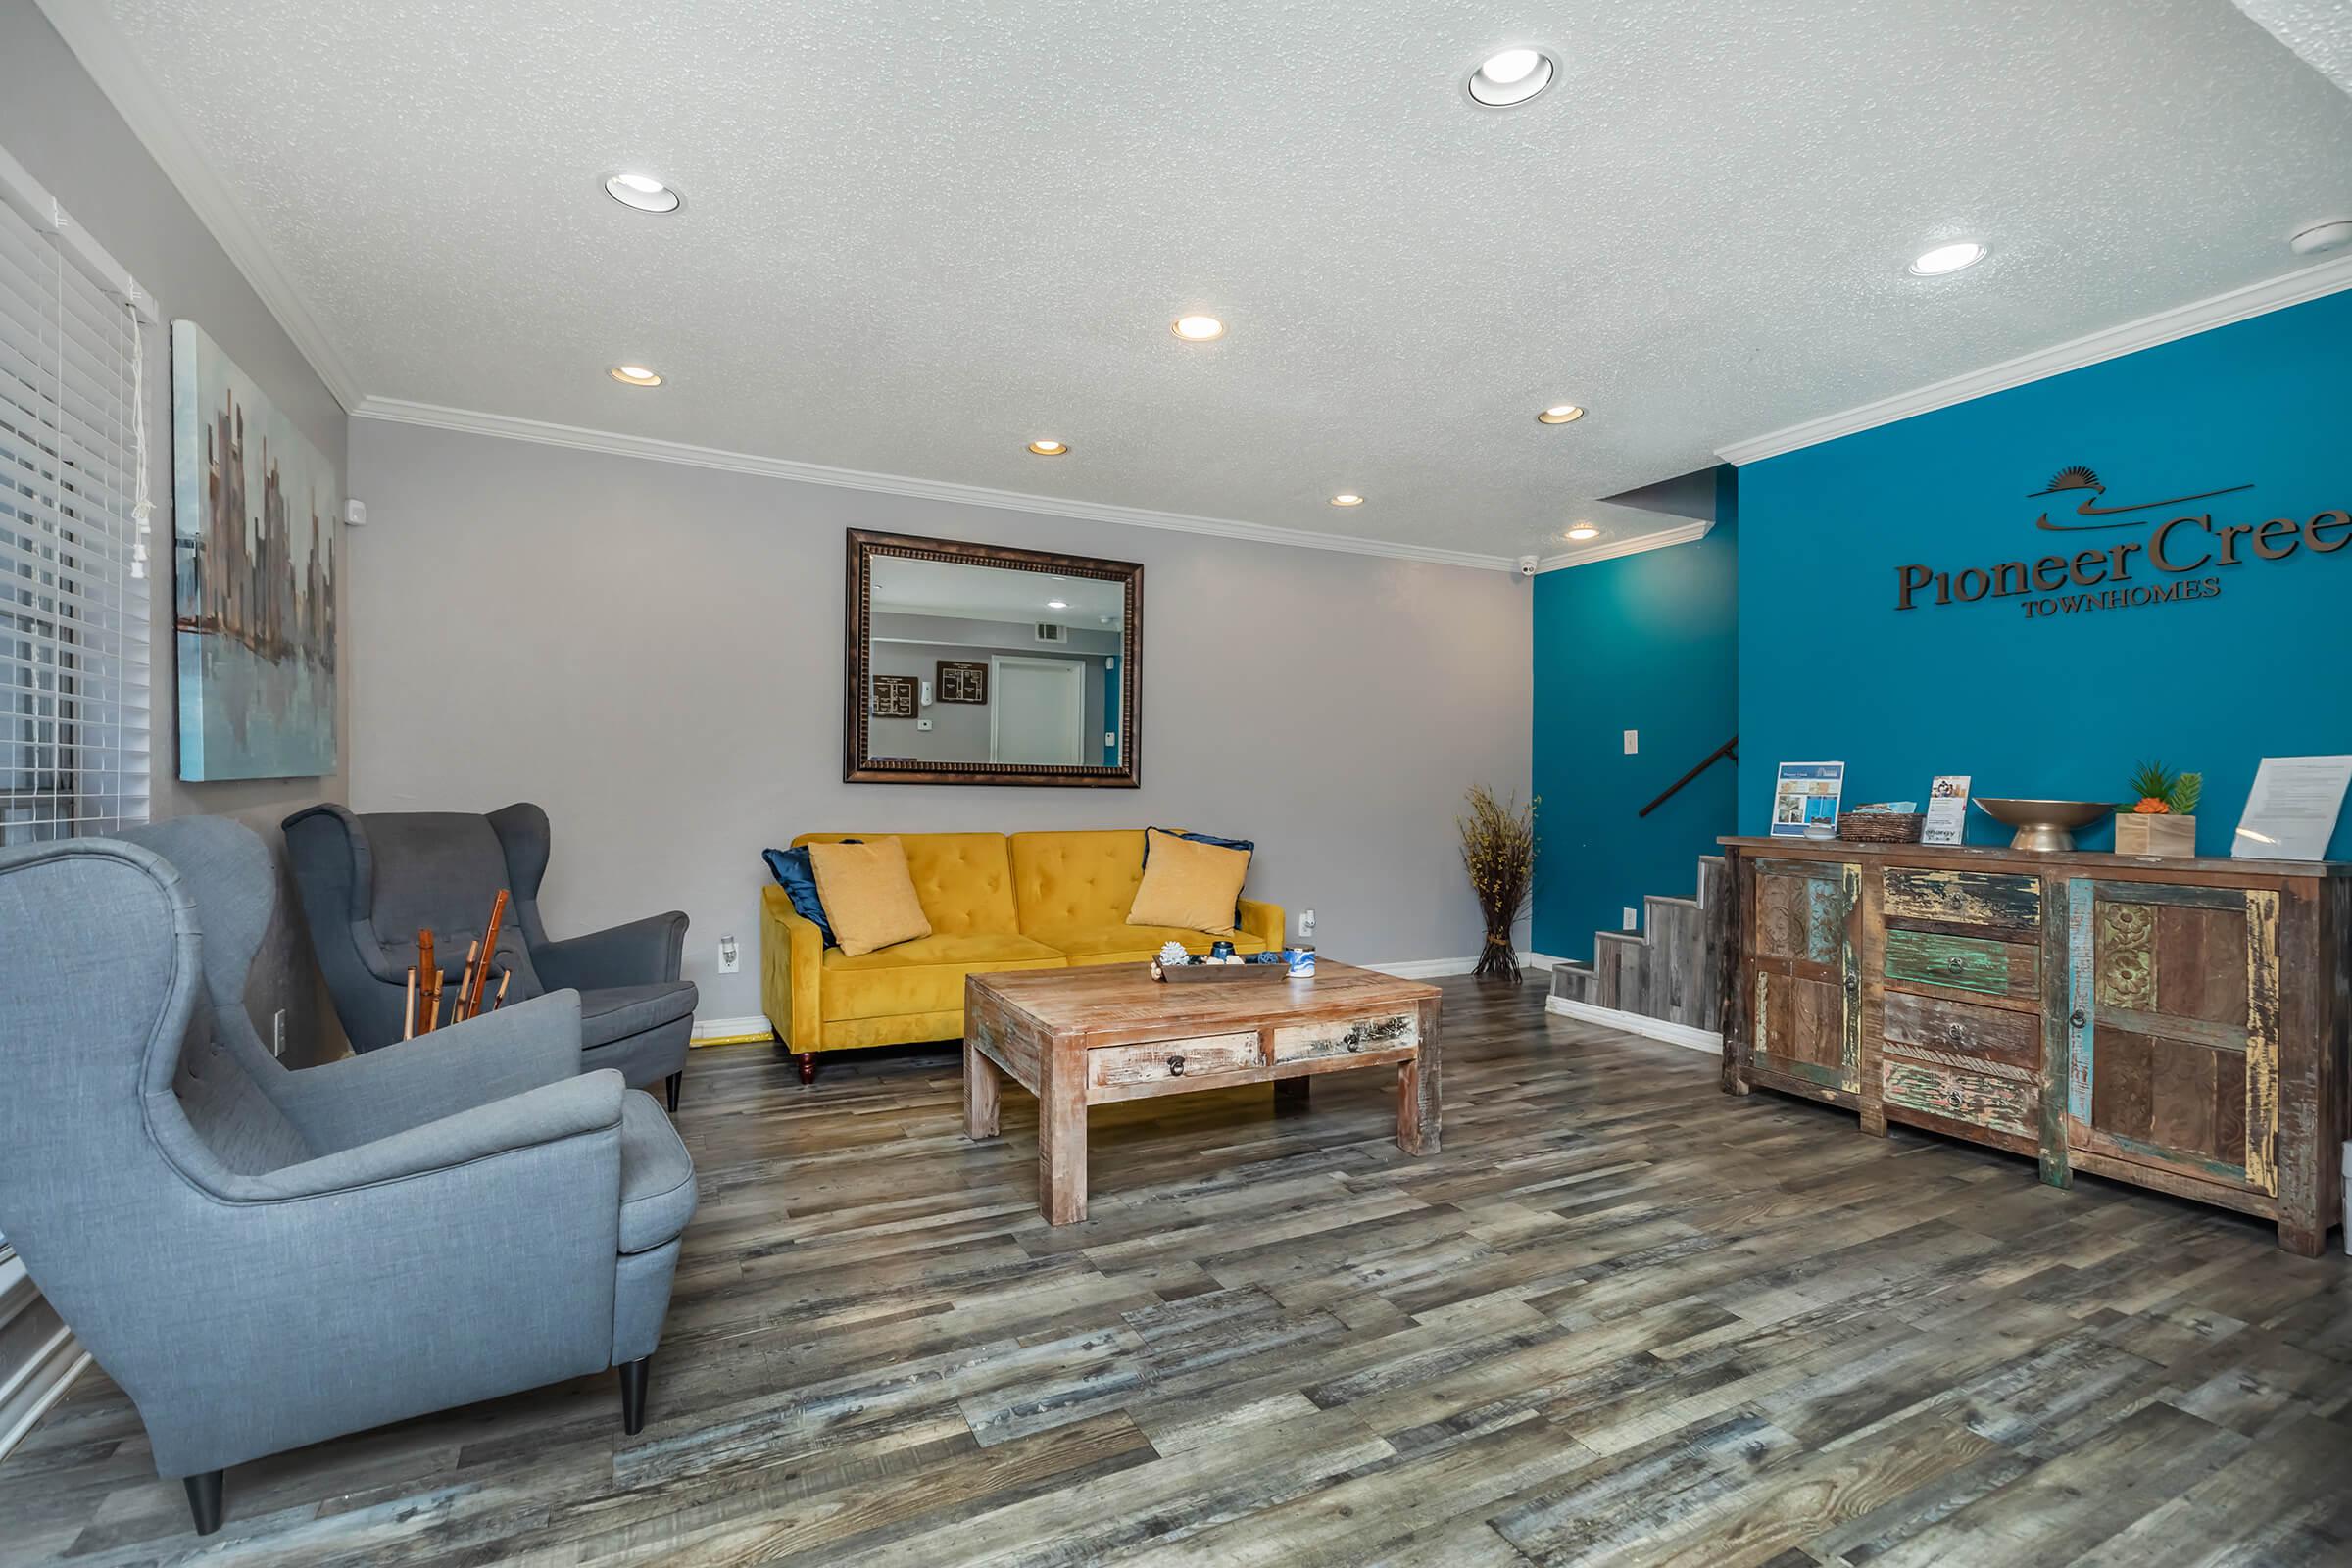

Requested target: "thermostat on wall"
[{"left": 342, "top": 499, "right": 368, "bottom": 528}]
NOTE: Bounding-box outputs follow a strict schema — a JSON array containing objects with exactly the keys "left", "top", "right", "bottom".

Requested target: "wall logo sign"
[{"left": 1896, "top": 463, "right": 2349, "bottom": 618}]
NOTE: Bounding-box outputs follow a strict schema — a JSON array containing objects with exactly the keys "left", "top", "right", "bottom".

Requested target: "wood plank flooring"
[{"left": 6, "top": 975, "right": 2349, "bottom": 1565}]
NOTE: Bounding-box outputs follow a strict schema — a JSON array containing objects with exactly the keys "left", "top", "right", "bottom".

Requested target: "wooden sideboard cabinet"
[{"left": 1716, "top": 836, "right": 2349, "bottom": 1255}]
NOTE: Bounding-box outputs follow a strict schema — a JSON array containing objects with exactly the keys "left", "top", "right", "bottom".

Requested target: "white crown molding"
[
  {"left": 353, "top": 396, "right": 1525, "bottom": 571},
  {"left": 1545, "top": 995, "right": 1723, "bottom": 1055},
  {"left": 1535, "top": 519, "right": 1712, "bottom": 573},
  {"left": 1717, "top": 253, "right": 2352, "bottom": 466},
  {"left": 33, "top": 0, "right": 364, "bottom": 411}
]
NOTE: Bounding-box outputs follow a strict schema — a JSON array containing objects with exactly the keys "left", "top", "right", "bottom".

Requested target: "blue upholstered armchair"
[
  {"left": 281, "top": 802, "right": 697, "bottom": 1107},
  {"left": 0, "top": 818, "right": 696, "bottom": 1537}
]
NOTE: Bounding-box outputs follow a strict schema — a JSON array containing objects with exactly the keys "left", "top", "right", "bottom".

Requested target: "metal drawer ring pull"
[{"left": 1167, "top": 1054, "right": 1186, "bottom": 1076}]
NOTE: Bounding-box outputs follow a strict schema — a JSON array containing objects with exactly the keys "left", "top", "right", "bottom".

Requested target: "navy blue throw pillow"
[{"left": 762, "top": 840, "right": 860, "bottom": 949}]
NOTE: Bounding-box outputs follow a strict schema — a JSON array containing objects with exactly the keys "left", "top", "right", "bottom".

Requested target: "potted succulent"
[{"left": 2116, "top": 760, "right": 2200, "bottom": 858}]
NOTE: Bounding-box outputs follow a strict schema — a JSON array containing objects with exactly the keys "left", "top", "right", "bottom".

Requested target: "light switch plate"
[
  {"left": 1623, "top": 729, "right": 1639, "bottom": 755},
  {"left": 1623, "top": 907, "right": 1639, "bottom": 930}
]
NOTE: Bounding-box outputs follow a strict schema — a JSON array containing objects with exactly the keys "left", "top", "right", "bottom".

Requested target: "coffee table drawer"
[
  {"left": 1271, "top": 1012, "right": 1418, "bottom": 1064},
  {"left": 1089, "top": 1032, "right": 1261, "bottom": 1091}
]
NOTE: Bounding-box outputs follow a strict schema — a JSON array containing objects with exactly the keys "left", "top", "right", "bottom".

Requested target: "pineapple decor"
[{"left": 2116, "top": 760, "right": 2201, "bottom": 858}]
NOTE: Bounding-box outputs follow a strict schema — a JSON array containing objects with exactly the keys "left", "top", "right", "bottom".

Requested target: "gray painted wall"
[
  {"left": 1, "top": 1, "right": 351, "bottom": 1061},
  {"left": 348, "top": 418, "right": 1532, "bottom": 1020}
]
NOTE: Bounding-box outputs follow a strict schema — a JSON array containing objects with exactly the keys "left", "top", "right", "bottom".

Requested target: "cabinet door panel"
[
  {"left": 1748, "top": 860, "right": 1859, "bottom": 1094},
  {"left": 2067, "top": 879, "right": 2278, "bottom": 1193}
]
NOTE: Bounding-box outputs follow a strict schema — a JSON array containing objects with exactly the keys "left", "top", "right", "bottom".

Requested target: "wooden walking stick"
[
  {"left": 458, "top": 940, "right": 481, "bottom": 1023},
  {"left": 416, "top": 929, "right": 439, "bottom": 1034},
  {"left": 404, "top": 966, "right": 418, "bottom": 1041},
  {"left": 467, "top": 890, "right": 511, "bottom": 1018},
  {"left": 491, "top": 970, "right": 511, "bottom": 1011}
]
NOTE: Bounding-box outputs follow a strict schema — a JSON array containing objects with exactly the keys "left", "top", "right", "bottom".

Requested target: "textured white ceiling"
[{"left": 80, "top": 0, "right": 2352, "bottom": 560}]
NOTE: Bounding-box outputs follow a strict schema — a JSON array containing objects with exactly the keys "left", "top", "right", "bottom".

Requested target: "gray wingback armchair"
[
  {"left": 282, "top": 802, "right": 697, "bottom": 1107},
  {"left": 0, "top": 818, "right": 696, "bottom": 1537}
]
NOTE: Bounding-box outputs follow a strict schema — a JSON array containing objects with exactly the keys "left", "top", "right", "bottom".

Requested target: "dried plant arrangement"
[{"left": 1458, "top": 784, "right": 1539, "bottom": 983}]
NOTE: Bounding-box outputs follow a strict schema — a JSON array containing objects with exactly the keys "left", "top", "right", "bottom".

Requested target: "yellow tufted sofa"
[{"left": 761, "top": 829, "right": 1283, "bottom": 1072}]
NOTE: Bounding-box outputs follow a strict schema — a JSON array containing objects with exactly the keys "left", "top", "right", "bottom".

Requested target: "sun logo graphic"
[{"left": 2028, "top": 464, "right": 2251, "bottom": 531}]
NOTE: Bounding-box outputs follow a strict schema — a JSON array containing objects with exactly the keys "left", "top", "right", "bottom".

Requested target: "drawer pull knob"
[
  {"left": 2070, "top": 1009, "right": 2087, "bottom": 1029},
  {"left": 1843, "top": 974, "right": 1860, "bottom": 997},
  {"left": 1166, "top": 1054, "right": 1186, "bottom": 1076}
]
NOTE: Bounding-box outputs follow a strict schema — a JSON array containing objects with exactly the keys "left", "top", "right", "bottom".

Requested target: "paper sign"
[
  {"left": 1923, "top": 775, "right": 1971, "bottom": 846},
  {"left": 2232, "top": 756, "right": 2352, "bottom": 861},
  {"left": 1771, "top": 761, "right": 1845, "bottom": 838}
]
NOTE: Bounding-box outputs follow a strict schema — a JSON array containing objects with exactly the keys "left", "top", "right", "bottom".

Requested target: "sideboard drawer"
[
  {"left": 1882, "top": 1057, "right": 2037, "bottom": 1140},
  {"left": 1090, "top": 1032, "right": 1260, "bottom": 1090},
  {"left": 1882, "top": 867, "right": 2041, "bottom": 930},
  {"left": 1271, "top": 1012, "right": 1418, "bottom": 1064},
  {"left": 1880, "top": 990, "right": 2041, "bottom": 1074},
  {"left": 1884, "top": 927, "right": 2039, "bottom": 1002}
]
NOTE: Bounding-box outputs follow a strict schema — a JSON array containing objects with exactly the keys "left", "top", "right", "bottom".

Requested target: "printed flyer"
[
  {"left": 1771, "top": 761, "right": 1846, "bottom": 837},
  {"left": 1923, "top": 775, "right": 1972, "bottom": 846}
]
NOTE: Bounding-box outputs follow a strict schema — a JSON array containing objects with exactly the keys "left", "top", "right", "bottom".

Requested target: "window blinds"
[{"left": 0, "top": 144, "right": 154, "bottom": 845}]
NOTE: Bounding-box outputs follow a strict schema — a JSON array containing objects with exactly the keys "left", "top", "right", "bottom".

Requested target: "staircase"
[{"left": 1547, "top": 856, "right": 1727, "bottom": 1037}]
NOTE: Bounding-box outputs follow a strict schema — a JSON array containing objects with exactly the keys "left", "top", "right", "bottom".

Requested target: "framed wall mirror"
[{"left": 844, "top": 529, "right": 1142, "bottom": 787}]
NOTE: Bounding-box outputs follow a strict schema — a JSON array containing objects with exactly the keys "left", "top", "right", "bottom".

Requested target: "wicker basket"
[{"left": 1838, "top": 811, "right": 1925, "bottom": 844}]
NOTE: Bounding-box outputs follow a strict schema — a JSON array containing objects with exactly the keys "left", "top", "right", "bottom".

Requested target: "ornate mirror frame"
[{"left": 843, "top": 528, "right": 1143, "bottom": 787}]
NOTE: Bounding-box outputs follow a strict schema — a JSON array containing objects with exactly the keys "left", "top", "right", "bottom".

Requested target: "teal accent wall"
[
  {"left": 1531, "top": 468, "right": 1739, "bottom": 960},
  {"left": 1739, "top": 289, "right": 2352, "bottom": 858}
]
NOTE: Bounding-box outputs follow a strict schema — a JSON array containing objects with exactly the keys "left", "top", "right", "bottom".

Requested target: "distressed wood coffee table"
[{"left": 962, "top": 960, "right": 1442, "bottom": 1224}]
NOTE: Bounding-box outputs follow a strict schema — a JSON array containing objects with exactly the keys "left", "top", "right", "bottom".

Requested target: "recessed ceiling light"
[
  {"left": 1537, "top": 404, "right": 1586, "bottom": 425},
  {"left": 604, "top": 173, "right": 681, "bottom": 214},
  {"left": 1046, "top": 599, "right": 1069, "bottom": 610},
  {"left": 1908, "top": 241, "right": 1987, "bottom": 276},
  {"left": 1330, "top": 493, "right": 1365, "bottom": 507},
  {"left": 1467, "top": 47, "right": 1555, "bottom": 107},
  {"left": 608, "top": 365, "right": 662, "bottom": 387},
  {"left": 2290, "top": 220, "right": 2352, "bottom": 257},
  {"left": 1171, "top": 315, "right": 1226, "bottom": 342},
  {"left": 1026, "top": 439, "right": 1069, "bottom": 456},
  {"left": 1565, "top": 523, "right": 1600, "bottom": 541}
]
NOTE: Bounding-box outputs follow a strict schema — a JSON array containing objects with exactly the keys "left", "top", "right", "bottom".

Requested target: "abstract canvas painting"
[{"left": 172, "top": 320, "right": 339, "bottom": 780}]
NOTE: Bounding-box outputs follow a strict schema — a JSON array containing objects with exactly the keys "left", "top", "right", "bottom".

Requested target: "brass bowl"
[{"left": 1973, "top": 797, "right": 2110, "bottom": 852}]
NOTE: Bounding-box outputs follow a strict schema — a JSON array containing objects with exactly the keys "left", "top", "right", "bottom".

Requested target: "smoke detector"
[{"left": 2289, "top": 220, "right": 2352, "bottom": 258}]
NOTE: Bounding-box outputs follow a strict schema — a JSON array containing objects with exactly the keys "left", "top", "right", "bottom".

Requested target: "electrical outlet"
[
  {"left": 717, "top": 936, "right": 742, "bottom": 974},
  {"left": 1623, "top": 729, "right": 1639, "bottom": 755},
  {"left": 1623, "top": 907, "right": 1639, "bottom": 931},
  {"left": 1300, "top": 907, "right": 1317, "bottom": 937},
  {"left": 270, "top": 1008, "right": 286, "bottom": 1057}
]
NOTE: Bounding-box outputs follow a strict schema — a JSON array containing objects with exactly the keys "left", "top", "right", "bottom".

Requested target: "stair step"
[{"left": 1561, "top": 850, "right": 1729, "bottom": 1033}]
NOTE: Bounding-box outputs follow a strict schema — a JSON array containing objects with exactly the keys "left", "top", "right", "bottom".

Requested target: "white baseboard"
[
  {"left": 691, "top": 1014, "right": 771, "bottom": 1044},
  {"left": 696, "top": 953, "right": 1562, "bottom": 1038},
  {"left": 1545, "top": 995, "right": 1723, "bottom": 1055},
  {"left": 1366, "top": 952, "right": 1556, "bottom": 980}
]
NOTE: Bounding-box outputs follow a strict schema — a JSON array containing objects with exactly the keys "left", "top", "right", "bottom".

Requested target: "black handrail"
[{"left": 1639, "top": 735, "right": 1738, "bottom": 819}]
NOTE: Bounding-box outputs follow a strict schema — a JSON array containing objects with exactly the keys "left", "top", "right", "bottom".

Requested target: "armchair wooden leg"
[
  {"left": 184, "top": 1469, "right": 224, "bottom": 1535},
  {"left": 799, "top": 1052, "right": 817, "bottom": 1086},
  {"left": 663, "top": 1071, "right": 682, "bottom": 1113},
  {"left": 619, "top": 1357, "right": 650, "bottom": 1435}
]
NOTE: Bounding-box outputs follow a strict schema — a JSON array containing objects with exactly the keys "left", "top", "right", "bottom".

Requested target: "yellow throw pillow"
[
  {"left": 807, "top": 838, "right": 933, "bottom": 957},
  {"left": 1127, "top": 828, "right": 1250, "bottom": 935}
]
